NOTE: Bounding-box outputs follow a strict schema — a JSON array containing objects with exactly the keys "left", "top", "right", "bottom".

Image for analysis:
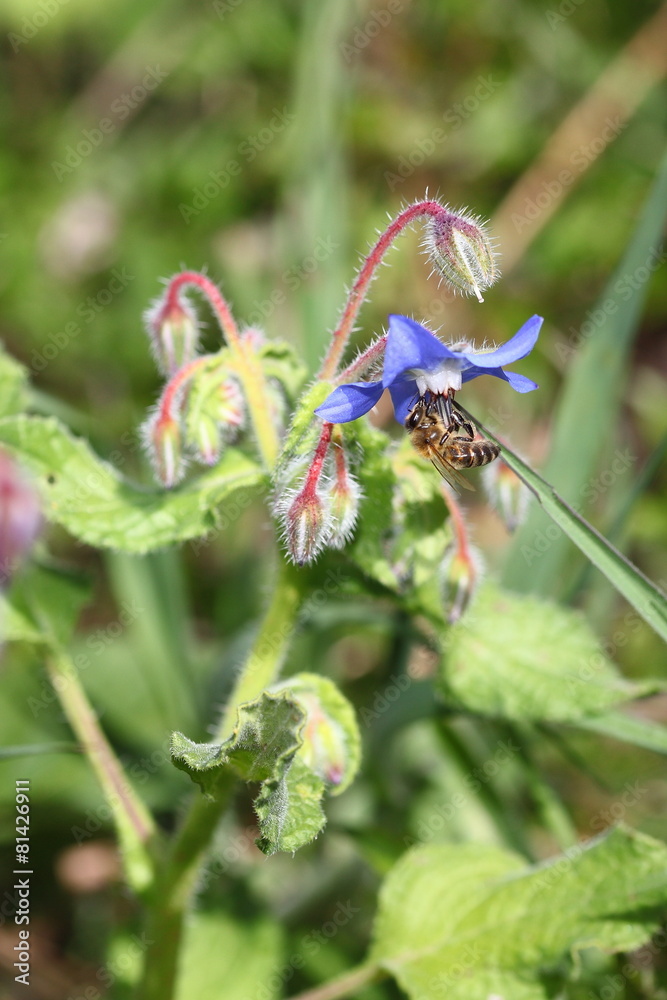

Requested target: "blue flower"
[{"left": 314, "top": 314, "right": 542, "bottom": 424}]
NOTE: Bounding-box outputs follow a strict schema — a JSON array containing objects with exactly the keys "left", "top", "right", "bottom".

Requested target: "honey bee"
[{"left": 404, "top": 393, "right": 500, "bottom": 492}]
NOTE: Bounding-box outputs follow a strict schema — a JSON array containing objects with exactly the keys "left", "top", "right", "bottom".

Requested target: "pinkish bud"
[
  {"left": 284, "top": 689, "right": 346, "bottom": 786},
  {"left": 425, "top": 207, "right": 499, "bottom": 302},
  {"left": 240, "top": 327, "right": 267, "bottom": 353},
  {"left": 276, "top": 485, "right": 331, "bottom": 566},
  {"left": 186, "top": 412, "right": 222, "bottom": 466},
  {"left": 483, "top": 458, "right": 529, "bottom": 533},
  {"left": 0, "top": 451, "right": 42, "bottom": 587},
  {"left": 144, "top": 292, "right": 200, "bottom": 376},
  {"left": 327, "top": 444, "right": 361, "bottom": 549},
  {"left": 217, "top": 377, "right": 245, "bottom": 430},
  {"left": 439, "top": 543, "right": 483, "bottom": 624},
  {"left": 142, "top": 410, "right": 185, "bottom": 487}
]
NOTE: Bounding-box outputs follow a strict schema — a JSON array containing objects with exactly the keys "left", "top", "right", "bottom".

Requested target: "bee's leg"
[{"left": 450, "top": 406, "right": 476, "bottom": 441}]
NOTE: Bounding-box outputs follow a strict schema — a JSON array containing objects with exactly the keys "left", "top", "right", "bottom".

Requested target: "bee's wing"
[{"left": 430, "top": 453, "right": 476, "bottom": 492}]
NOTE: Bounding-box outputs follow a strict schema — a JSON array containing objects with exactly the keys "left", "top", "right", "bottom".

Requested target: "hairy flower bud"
[
  {"left": 439, "top": 542, "right": 483, "bottom": 624},
  {"left": 217, "top": 377, "right": 245, "bottom": 430},
  {"left": 142, "top": 410, "right": 185, "bottom": 487},
  {"left": 425, "top": 207, "right": 499, "bottom": 302},
  {"left": 271, "top": 674, "right": 359, "bottom": 790},
  {"left": 327, "top": 442, "right": 361, "bottom": 549},
  {"left": 0, "top": 451, "right": 42, "bottom": 587},
  {"left": 184, "top": 367, "right": 245, "bottom": 466},
  {"left": 483, "top": 458, "right": 529, "bottom": 533},
  {"left": 276, "top": 486, "right": 331, "bottom": 566},
  {"left": 144, "top": 291, "right": 200, "bottom": 376}
]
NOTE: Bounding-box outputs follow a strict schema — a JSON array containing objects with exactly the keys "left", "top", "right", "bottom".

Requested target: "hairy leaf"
[
  {"left": 172, "top": 691, "right": 329, "bottom": 854},
  {"left": 440, "top": 582, "right": 663, "bottom": 724},
  {"left": 371, "top": 827, "right": 667, "bottom": 1000},
  {"left": 0, "top": 415, "right": 264, "bottom": 553}
]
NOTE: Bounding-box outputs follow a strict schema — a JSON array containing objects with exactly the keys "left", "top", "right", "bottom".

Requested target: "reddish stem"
[
  {"left": 318, "top": 200, "right": 454, "bottom": 380},
  {"left": 304, "top": 422, "right": 334, "bottom": 494},
  {"left": 164, "top": 271, "right": 241, "bottom": 350},
  {"left": 337, "top": 334, "right": 388, "bottom": 384},
  {"left": 158, "top": 355, "right": 211, "bottom": 424},
  {"left": 441, "top": 484, "right": 473, "bottom": 566}
]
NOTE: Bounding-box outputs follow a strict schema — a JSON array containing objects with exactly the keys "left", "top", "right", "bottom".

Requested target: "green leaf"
[
  {"left": 171, "top": 690, "right": 329, "bottom": 854},
  {"left": 176, "top": 910, "right": 284, "bottom": 1000},
  {"left": 0, "top": 415, "right": 264, "bottom": 553},
  {"left": 1, "top": 563, "right": 90, "bottom": 648},
  {"left": 504, "top": 149, "right": 667, "bottom": 597},
  {"left": 257, "top": 338, "right": 309, "bottom": 401},
  {"left": 371, "top": 826, "right": 667, "bottom": 1000},
  {"left": 270, "top": 672, "right": 362, "bottom": 794},
  {"left": 472, "top": 423, "right": 667, "bottom": 645},
  {"left": 440, "top": 582, "right": 663, "bottom": 724},
  {"left": 0, "top": 347, "right": 28, "bottom": 417}
]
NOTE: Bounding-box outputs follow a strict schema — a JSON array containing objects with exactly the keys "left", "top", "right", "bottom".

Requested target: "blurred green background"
[{"left": 1, "top": 0, "right": 666, "bottom": 996}]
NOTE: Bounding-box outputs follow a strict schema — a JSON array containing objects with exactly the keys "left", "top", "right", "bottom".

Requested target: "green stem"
[
  {"left": 216, "top": 559, "right": 302, "bottom": 741},
  {"left": 285, "top": 962, "right": 384, "bottom": 1000},
  {"left": 46, "top": 651, "right": 157, "bottom": 893},
  {"left": 137, "top": 556, "right": 303, "bottom": 1000}
]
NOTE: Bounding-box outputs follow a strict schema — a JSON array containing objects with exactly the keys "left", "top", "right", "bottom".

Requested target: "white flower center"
[{"left": 413, "top": 358, "right": 463, "bottom": 396}]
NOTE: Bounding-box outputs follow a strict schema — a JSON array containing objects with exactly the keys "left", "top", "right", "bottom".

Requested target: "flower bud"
[
  {"left": 439, "top": 542, "right": 483, "bottom": 624},
  {"left": 240, "top": 326, "right": 266, "bottom": 353},
  {"left": 0, "top": 451, "right": 42, "bottom": 587},
  {"left": 483, "top": 458, "right": 529, "bottom": 533},
  {"left": 426, "top": 207, "right": 499, "bottom": 302},
  {"left": 217, "top": 377, "right": 245, "bottom": 430},
  {"left": 276, "top": 484, "right": 331, "bottom": 566},
  {"left": 327, "top": 444, "right": 361, "bottom": 549},
  {"left": 184, "top": 369, "right": 245, "bottom": 466},
  {"left": 142, "top": 410, "right": 185, "bottom": 487},
  {"left": 144, "top": 292, "right": 200, "bottom": 376},
  {"left": 270, "top": 674, "right": 358, "bottom": 790}
]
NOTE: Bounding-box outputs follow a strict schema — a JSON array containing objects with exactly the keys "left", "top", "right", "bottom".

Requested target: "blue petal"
[
  {"left": 462, "top": 366, "right": 538, "bottom": 393},
  {"left": 461, "top": 315, "right": 543, "bottom": 369},
  {"left": 383, "top": 315, "right": 456, "bottom": 386},
  {"left": 314, "top": 381, "right": 384, "bottom": 423},
  {"left": 389, "top": 378, "right": 419, "bottom": 423}
]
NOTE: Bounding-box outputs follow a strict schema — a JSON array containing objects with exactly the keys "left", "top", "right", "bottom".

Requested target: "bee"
[{"left": 404, "top": 393, "right": 500, "bottom": 492}]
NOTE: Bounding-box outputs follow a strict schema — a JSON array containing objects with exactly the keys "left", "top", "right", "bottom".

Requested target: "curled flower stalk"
[
  {"left": 146, "top": 271, "right": 279, "bottom": 471},
  {"left": 318, "top": 198, "right": 499, "bottom": 381}
]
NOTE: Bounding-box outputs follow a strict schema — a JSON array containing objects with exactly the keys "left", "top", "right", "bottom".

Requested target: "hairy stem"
[
  {"left": 137, "top": 557, "right": 303, "bottom": 999},
  {"left": 318, "top": 200, "right": 452, "bottom": 380},
  {"left": 216, "top": 558, "right": 303, "bottom": 741},
  {"left": 46, "top": 652, "right": 157, "bottom": 894}
]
